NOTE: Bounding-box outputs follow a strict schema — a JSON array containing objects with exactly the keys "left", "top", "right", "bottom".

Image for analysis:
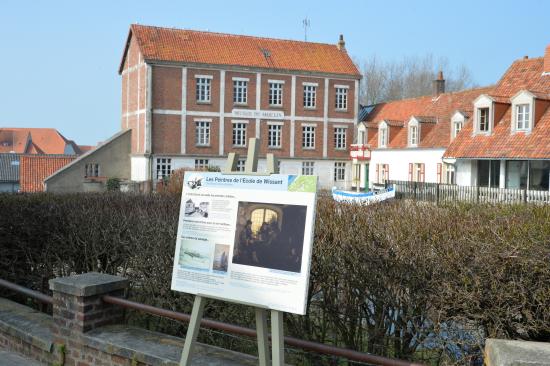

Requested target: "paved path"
[{"left": 0, "top": 349, "right": 44, "bottom": 366}]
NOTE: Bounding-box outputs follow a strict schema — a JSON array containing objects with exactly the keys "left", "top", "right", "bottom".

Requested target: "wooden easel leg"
[
  {"left": 180, "top": 295, "right": 206, "bottom": 366},
  {"left": 271, "top": 310, "right": 284, "bottom": 366},
  {"left": 255, "top": 308, "right": 270, "bottom": 366}
]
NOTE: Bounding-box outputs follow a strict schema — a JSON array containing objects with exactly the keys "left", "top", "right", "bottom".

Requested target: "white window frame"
[
  {"left": 155, "top": 158, "right": 171, "bottom": 180},
  {"left": 301, "top": 161, "right": 315, "bottom": 175},
  {"left": 515, "top": 104, "right": 530, "bottom": 130},
  {"left": 236, "top": 158, "right": 246, "bottom": 172},
  {"left": 195, "top": 75, "right": 212, "bottom": 103},
  {"left": 267, "top": 123, "right": 283, "bottom": 148},
  {"left": 445, "top": 163, "right": 455, "bottom": 184},
  {"left": 473, "top": 95, "right": 494, "bottom": 135},
  {"left": 335, "top": 85, "right": 348, "bottom": 111},
  {"left": 85, "top": 163, "right": 100, "bottom": 178},
  {"left": 408, "top": 118, "right": 419, "bottom": 147},
  {"left": 194, "top": 159, "right": 209, "bottom": 170},
  {"left": 511, "top": 91, "right": 535, "bottom": 133},
  {"left": 303, "top": 84, "right": 317, "bottom": 109},
  {"left": 233, "top": 79, "right": 248, "bottom": 104},
  {"left": 450, "top": 111, "right": 466, "bottom": 139},
  {"left": 302, "top": 125, "right": 316, "bottom": 149},
  {"left": 195, "top": 120, "right": 211, "bottom": 146},
  {"left": 334, "top": 162, "right": 346, "bottom": 182},
  {"left": 232, "top": 121, "right": 247, "bottom": 147},
  {"left": 478, "top": 107, "right": 490, "bottom": 132},
  {"left": 268, "top": 81, "right": 283, "bottom": 106},
  {"left": 378, "top": 122, "right": 388, "bottom": 148},
  {"left": 334, "top": 126, "right": 347, "bottom": 149}
]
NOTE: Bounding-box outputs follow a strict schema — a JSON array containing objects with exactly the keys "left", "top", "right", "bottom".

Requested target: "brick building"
[{"left": 119, "top": 24, "right": 361, "bottom": 189}]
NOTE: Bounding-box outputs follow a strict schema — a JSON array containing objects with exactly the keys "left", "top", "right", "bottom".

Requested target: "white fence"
[{"left": 388, "top": 180, "right": 550, "bottom": 205}]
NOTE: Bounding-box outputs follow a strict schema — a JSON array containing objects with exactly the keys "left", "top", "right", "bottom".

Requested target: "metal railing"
[{"left": 0, "top": 278, "right": 424, "bottom": 366}]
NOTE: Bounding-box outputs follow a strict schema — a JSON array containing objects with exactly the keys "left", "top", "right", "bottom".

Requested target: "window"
[
  {"left": 478, "top": 108, "right": 490, "bottom": 132},
  {"left": 303, "top": 84, "right": 317, "bottom": 108},
  {"left": 302, "top": 161, "right": 315, "bottom": 175},
  {"left": 334, "top": 162, "right": 346, "bottom": 181},
  {"left": 302, "top": 126, "right": 315, "bottom": 148},
  {"left": 445, "top": 164, "right": 455, "bottom": 185},
  {"left": 379, "top": 126, "right": 388, "bottom": 147},
  {"left": 232, "top": 122, "right": 247, "bottom": 147},
  {"left": 268, "top": 124, "right": 282, "bottom": 148},
  {"left": 478, "top": 160, "right": 500, "bottom": 188},
  {"left": 195, "top": 77, "right": 211, "bottom": 103},
  {"left": 377, "top": 164, "right": 389, "bottom": 183},
  {"left": 236, "top": 158, "right": 246, "bottom": 172},
  {"left": 195, "top": 159, "right": 209, "bottom": 170},
  {"left": 334, "top": 127, "right": 347, "bottom": 149},
  {"left": 409, "top": 125, "right": 418, "bottom": 146},
  {"left": 195, "top": 121, "right": 210, "bottom": 146},
  {"left": 358, "top": 130, "right": 366, "bottom": 145},
  {"left": 85, "top": 163, "right": 100, "bottom": 178},
  {"left": 453, "top": 121, "right": 463, "bottom": 138},
  {"left": 269, "top": 81, "right": 283, "bottom": 106},
  {"left": 233, "top": 80, "right": 248, "bottom": 104},
  {"left": 516, "top": 104, "right": 530, "bottom": 130},
  {"left": 335, "top": 87, "right": 348, "bottom": 110},
  {"left": 155, "top": 158, "right": 171, "bottom": 180},
  {"left": 250, "top": 208, "right": 278, "bottom": 235}
]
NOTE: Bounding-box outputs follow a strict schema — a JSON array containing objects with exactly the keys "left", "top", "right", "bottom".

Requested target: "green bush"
[
  {"left": 106, "top": 178, "right": 121, "bottom": 191},
  {"left": 0, "top": 193, "right": 549, "bottom": 365}
]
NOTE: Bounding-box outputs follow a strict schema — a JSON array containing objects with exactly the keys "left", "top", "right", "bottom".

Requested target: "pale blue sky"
[{"left": 1, "top": 0, "right": 549, "bottom": 145}]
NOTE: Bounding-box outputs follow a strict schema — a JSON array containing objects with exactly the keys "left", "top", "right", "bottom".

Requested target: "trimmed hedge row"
[{"left": 1, "top": 193, "right": 549, "bottom": 365}]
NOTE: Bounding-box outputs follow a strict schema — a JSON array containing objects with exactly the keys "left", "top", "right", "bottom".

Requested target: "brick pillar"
[{"left": 49, "top": 272, "right": 128, "bottom": 358}]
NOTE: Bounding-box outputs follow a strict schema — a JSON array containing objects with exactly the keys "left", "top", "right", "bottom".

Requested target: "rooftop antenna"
[{"left": 302, "top": 17, "right": 310, "bottom": 41}]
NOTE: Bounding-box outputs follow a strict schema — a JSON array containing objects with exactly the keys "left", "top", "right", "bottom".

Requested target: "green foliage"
[
  {"left": 106, "top": 178, "right": 121, "bottom": 191},
  {"left": 1, "top": 193, "right": 549, "bottom": 365}
]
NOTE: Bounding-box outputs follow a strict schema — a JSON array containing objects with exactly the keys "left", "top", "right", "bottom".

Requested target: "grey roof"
[
  {"left": 0, "top": 153, "right": 20, "bottom": 182},
  {"left": 358, "top": 105, "right": 375, "bottom": 122}
]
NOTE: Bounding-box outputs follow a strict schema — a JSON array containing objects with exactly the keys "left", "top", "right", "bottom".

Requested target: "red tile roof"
[
  {"left": 120, "top": 24, "right": 360, "bottom": 77},
  {"left": 0, "top": 128, "right": 83, "bottom": 155},
  {"left": 19, "top": 155, "right": 76, "bottom": 192},
  {"left": 445, "top": 57, "right": 550, "bottom": 159},
  {"left": 363, "top": 86, "right": 493, "bottom": 149}
]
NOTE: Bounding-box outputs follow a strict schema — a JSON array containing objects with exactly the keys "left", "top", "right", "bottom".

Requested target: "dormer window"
[
  {"left": 378, "top": 123, "right": 388, "bottom": 148},
  {"left": 454, "top": 121, "right": 463, "bottom": 137},
  {"left": 510, "top": 91, "right": 536, "bottom": 133},
  {"left": 516, "top": 104, "right": 530, "bottom": 130},
  {"left": 478, "top": 108, "right": 490, "bottom": 132}
]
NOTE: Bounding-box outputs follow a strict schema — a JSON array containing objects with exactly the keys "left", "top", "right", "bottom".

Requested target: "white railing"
[{"left": 388, "top": 180, "right": 550, "bottom": 205}]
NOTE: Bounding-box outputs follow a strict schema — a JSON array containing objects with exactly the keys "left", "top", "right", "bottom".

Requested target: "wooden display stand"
[{"left": 179, "top": 138, "right": 284, "bottom": 366}]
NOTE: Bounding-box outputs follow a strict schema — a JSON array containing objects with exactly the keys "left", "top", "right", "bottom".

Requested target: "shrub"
[
  {"left": 106, "top": 178, "right": 121, "bottom": 191},
  {"left": 0, "top": 194, "right": 549, "bottom": 364}
]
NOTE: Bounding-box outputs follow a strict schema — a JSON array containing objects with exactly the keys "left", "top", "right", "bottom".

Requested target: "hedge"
[{"left": 0, "top": 192, "right": 549, "bottom": 365}]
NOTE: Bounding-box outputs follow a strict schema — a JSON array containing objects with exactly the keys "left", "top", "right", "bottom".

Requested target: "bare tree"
[{"left": 357, "top": 54, "right": 476, "bottom": 106}]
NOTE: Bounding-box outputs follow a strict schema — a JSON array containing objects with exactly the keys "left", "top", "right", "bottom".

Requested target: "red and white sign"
[{"left": 350, "top": 144, "right": 371, "bottom": 161}]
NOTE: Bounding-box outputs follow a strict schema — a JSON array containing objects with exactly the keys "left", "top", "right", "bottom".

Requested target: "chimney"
[
  {"left": 433, "top": 70, "right": 445, "bottom": 96},
  {"left": 544, "top": 45, "right": 550, "bottom": 74},
  {"left": 337, "top": 34, "right": 346, "bottom": 51}
]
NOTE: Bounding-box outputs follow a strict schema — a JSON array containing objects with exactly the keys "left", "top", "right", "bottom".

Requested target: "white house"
[
  {"left": 351, "top": 73, "right": 492, "bottom": 190},
  {"left": 444, "top": 46, "right": 550, "bottom": 191}
]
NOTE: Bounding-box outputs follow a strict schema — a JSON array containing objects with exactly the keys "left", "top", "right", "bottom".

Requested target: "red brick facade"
[{"left": 119, "top": 24, "right": 361, "bottom": 185}]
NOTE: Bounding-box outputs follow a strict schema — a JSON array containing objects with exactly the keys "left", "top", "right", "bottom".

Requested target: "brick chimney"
[
  {"left": 337, "top": 34, "right": 346, "bottom": 51},
  {"left": 433, "top": 70, "right": 445, "bottom": 96},
  {"left": 544, "top": 45, "right": 550, "bottom": 74}
]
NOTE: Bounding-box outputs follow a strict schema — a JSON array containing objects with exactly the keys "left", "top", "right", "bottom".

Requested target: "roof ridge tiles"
[{"left": 131, "top": 23, "right": 341, "bottom": 48}]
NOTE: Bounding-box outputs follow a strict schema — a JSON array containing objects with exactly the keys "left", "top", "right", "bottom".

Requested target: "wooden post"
[{"left": 180, "top": 138, "right": 282, "bottom": 366}]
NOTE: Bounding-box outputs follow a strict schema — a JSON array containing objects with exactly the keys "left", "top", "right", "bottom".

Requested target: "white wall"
[
  {"left": 164, "top": 156, "right": 350, "bottom": 190},
  {"left": 369, "top": 148, "right": 446, "bottom": 185},
  {"left": 455, "top": 159, "right": 475, "bottom": 186},
  {"left": 131, "top": 156, "right": 150, "bottom": 181}
]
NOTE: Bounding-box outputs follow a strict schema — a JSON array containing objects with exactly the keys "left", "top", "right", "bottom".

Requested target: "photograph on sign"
[{"left": 171, "top": 172, "right": 317, "bottom": 315}]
